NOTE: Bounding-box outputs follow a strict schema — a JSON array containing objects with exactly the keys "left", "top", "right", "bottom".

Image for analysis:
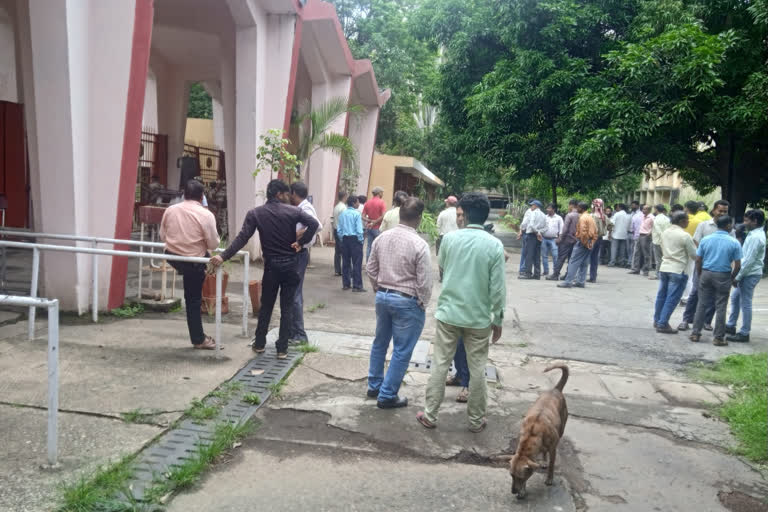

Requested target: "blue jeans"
[
  {"left": 453, "top": 337, "right": 470, "bottom": 387},
  {"left": 519, "top": 234, "right": 527, "bottom": 272},
  {"left": 563, "top": 242, "right": 592, "bottom": 285},
  {"left": 368, "top": 291, "right": 426, "bottom": 401},
  {"left": 727, "top": 274, "right": 761, "bottom": 335},
  {"left": 541, "top": 239, "right": 558, "bottom": 274},
  {"left": 654, "top": 272, "right": 688, "bottom": 326},
  {"left": 366, "top": 228, "right": 380, "bottom": 261}
]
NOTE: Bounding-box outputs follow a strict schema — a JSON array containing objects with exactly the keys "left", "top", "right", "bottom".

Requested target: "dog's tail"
[{"left": 544, "top": 364, "right": 569, "bottom": 392}]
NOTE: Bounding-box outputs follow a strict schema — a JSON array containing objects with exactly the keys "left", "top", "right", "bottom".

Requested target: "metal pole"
[
  {"left": 29, "top": 248, "right": 40, "bottom": 340},
  {"left": 215, "top": 267, "right": 222, "bottom": 357},
  {"left": 92, "top": 242, "right": 98, "bottom": 323},
  {"left": 47, "top": 299, "right": 59, "bottom": 466},
  {"left": 138, "top": 223, "right": 144, "bottom": 300},
  {"left": 242, "top": 255, "right": 249, "bottom": 336}
]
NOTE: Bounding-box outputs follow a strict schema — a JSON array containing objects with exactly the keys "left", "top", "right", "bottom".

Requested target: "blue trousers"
[
  {"left": 654, "top": 272, "right": 688, "bottom": 326},
  {"left": 453, "top": 338, "right": 470, "bottom": 387},
  {"left": 563, "top": 242, "right": 592, "bottom": 285},
  {"left": 366, "top": 228, "right": 380, "bottom": 261},
  {"left": 368, "top": 291, "right": 426, "bottom": 401},
  {"left": 541, "top": 238, "right": 558, "bottom": 274},
  {"left": 342, "top": 236, "right": 363, "bottom": 289},
  {"left": 727, "top": 274, "right": 761, "bottom": 335}
]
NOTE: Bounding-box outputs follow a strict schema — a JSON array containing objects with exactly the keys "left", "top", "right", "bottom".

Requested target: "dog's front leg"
[{"left": 545, "top": 448, "right": 556, "bottom": 486}]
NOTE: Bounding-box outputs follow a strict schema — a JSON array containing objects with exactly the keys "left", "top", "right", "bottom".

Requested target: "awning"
[{"left": 396, "top": 158, "right": 444, "bottom": 188}]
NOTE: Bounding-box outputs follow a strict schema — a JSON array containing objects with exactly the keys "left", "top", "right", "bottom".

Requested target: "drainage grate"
[
  {"left": 409, "top": 358, "right": 498, "bottom": 382},
  {"left": 124, "top": 350, "right": 302, "bottom": 501}
]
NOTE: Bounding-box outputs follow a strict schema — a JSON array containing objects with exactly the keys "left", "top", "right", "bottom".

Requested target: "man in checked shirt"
[{"left": 366, "top": 198, "right": 432, "bottom": 409}]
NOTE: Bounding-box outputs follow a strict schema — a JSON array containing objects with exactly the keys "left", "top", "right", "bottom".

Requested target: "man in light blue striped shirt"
[
  {"left": 337, "top": 195, "right": 365, "bottom": 291},
  {"left": 726, "top": 209, "right": 766, "bottom": 342}
]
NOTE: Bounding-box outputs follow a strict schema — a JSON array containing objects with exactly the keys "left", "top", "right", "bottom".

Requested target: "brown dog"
[{"left": 508, "top": 364, "right": 569, "bottom": 499}]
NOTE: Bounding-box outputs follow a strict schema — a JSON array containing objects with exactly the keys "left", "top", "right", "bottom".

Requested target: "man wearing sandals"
[
  {"left": 211, "top": 180, "right": 319, "bottom": 359},
  {"left": 160, "top": 180, "right": 221, "bottom": 350},
  {"left": 417, "top": 192, "right": 505, "bottom": 433}
]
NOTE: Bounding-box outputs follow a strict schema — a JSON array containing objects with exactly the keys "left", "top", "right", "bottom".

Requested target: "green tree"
[
  {"left": 560, "top": 0, "right": 768, "bottom": 217},
  {"left": 187, "top": 82, "right": 212, "bottom": 119}
]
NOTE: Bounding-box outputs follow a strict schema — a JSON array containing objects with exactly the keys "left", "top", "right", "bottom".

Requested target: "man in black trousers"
[{"left": 211, "top": 179, "right": 319, "bottom": 359}]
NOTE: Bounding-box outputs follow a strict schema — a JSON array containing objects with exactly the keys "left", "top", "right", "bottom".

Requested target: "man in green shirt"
[{"left": 417, "top": 193, "right": 506, "bottom": 433}]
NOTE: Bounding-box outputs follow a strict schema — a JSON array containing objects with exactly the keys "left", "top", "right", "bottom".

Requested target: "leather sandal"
[
  {"left": 193, "top": 336, "right": 222, "bottom": 350},
  {"left": 416, "top": 411, "right": 436, "bottom": 429}
]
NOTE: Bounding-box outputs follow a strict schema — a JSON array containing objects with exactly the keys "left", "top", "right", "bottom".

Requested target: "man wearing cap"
[
  {"left": 362, "top": 187, "right": 387, "bottom": 261},
  {"left": 436, "top": 196, "right": 459, "bottom": 255},
  {"left": 517, "top": 200, "right": 548, "bottom": 280}
]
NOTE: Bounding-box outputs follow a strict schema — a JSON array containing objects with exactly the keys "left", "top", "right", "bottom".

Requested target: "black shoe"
[
  {"left": 587, "top": 278, "right": 596, "bottom": 283},
  {"left": 725, "top": 326, "right": 736, "bottom": 335},
  {"left": 377, "top": 396, "right": 408, "bottom": 409},
  {"left": 557, "top": 282, "right": 572, "bottom": 288},
  {"left": 726, "top": 333, "right": 749, "bottom": 343},
  {"left": 367, "top": 388, "right": 380, "bottom": 398},
  {"left": 342, "top": 286, "right": 351, "bottom": 290},
  {"left": 573, "top": 283, "right": 585, "bottom": 288},
  {"left": 545, "top": 275, "right": 559, "bottom": 281},
  {"left": 352, "top": 288, "right": 366, "bottom": 293},
  {"left": 518, "top": 274, "right": 534, "bottom": 280},
  {"left": 628, "top": 270, "right": 640, "bottom": 275},
  {"left": 656, "top": 325, "right": 679, "bottom": 334}
]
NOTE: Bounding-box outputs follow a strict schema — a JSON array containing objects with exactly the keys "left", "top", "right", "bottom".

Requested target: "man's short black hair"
[
  {"left": 266, "top": 179, "right": 290, "bottom": 200},
  {"left": 671, "top": 203, "right": 684, "bottom": 212},
  {"left": 347, "top": 195, "right": 359, "bottom": 207},
  {"left": 671, "top": 211, "right": 688, "bottom": 225},
  {"left": 338, "top": 190, "right": 348, "bottom": 201},
  {"left": 712, "top": 199, "right": 730, "bottom": 211},
  {"left": 184, "top": 179, "right": 205, "bottom": 201},
  {"left": 459, "top": 193, "right": 490, "bottom": 225},
  {"left": 577, "top": 201, "right": 589, "bottom": 211},
  {"left": 745, "top": 209, "right": 765, "bottom": 227},
  {"left": 716, "top": 215, "right": 733, "bottom": 230},
  {"left": 393, "top": 191, "right": 408, "bottom": 207},
  {"left": 568, "top": 198, "right": 579, "bottom": 206},
  {"left": 400, "top": 197, "right": 425, "bottom": 223},
  {"left": 617, "top": 203, "right": 626, "bottom": 211},
  {"left": 655, "top": 204, "right": 667, "bottom": 213},
  {"left": 358, "top": 195, "right": 366, "bottom": 204},
  {"left": 290, "top": 181, "right": 309, "bottom": 199},
  {"left": 547, "top": 203, "right": 557, "bottom": 210},
  {"left": 631, "top": 200, "right": 640, "bottom": 206},
  {"left": 685, "top": 200, "right": 699, "bottom": 212}
]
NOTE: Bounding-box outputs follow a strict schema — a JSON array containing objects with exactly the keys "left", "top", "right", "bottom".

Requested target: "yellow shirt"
[{"left": 684, "top": 211, "right": 711, "bottom": 236}]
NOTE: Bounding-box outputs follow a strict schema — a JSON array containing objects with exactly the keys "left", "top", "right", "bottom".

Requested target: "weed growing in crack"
[
  {"left": 185, "top": 399, "right": 218, "bottom": 422},
  {"left": 242, "top": 393, "right": 261, "bottom": 405},
  {"left": 144, "top": 420, "right": 255, "bottom": 502},
  {"left": 267, "top": 381, "right": 285, "bottom": 399},
  {"left": 120, "top": 408, "right": 160, "bottom": 424},
  {"left": 307, "top": 302, "right": 326, "bottom": 313},
  {"left": 296, "top": 344, "right": 319, "bottom": 353},
  {"left": 57, "top": 453, "right": 140, "bottom": 511}
]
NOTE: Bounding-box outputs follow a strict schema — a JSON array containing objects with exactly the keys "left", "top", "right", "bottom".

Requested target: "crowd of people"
[{"left": 158, "top": 178, "right": 764, "bottom": 431}]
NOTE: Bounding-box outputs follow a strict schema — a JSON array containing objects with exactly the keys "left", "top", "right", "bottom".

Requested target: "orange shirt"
[{"left": 159, "top": 200, "right": 220, "bottom": 257}]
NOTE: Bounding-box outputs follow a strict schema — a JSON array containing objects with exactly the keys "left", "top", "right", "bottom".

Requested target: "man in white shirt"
[
  {"left": 541, "top": 203, "right": 563, "bottom": 276},
  {"left": 517, "top": 199, "right": 548, "bottom": 279},
  {"left": 332, "top": 190, "right": 348, "bottom": 276},
  {"left": 290, "top": 182, "right": 322, "bottom": 344},
  {"left": 609, "top": 203, "right": 631, "bottom": 267},
  {"left": 650, "top": 204, "right": 670, "bottom": 280},
  {"left": 436, "top": 195, "right": 459, "bottom": 255}
]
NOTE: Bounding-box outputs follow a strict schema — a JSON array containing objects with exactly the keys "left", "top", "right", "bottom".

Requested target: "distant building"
[
  {"left": 368, "top": 154, "right": 443, "bottom": 205},
  {"left": 629, "top": 164, "right": 720, "bottom": 207}
]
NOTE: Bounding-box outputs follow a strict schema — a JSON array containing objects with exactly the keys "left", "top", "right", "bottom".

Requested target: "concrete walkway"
[{"left": 0, "top": 246, "right": 766, "bottom": 511}]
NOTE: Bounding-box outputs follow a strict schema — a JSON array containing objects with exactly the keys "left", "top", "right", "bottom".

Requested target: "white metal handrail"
[
  {"left": 0, "top": 294, "right": 59, "bottom": 466},
  {"left": 0, "top": 240, "right": 224, "bottom": 357},
  {"left": 0, "top": 229, "right": 250, "bottom": 337}
]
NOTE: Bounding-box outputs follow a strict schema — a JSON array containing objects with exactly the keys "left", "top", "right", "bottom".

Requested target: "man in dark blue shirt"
[{"left": 211, "top": 179, "right": 319, "bottom": 358}]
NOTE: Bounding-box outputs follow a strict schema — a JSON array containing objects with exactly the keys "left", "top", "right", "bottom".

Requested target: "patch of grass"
[
  {"left": 295, "top": 343, "right": 319, "bottom": 353},
  {"left": 120, "top": 408, "right": 159, "bottom": 425},
  {"left": 185, "top": 398, "right": 218, "bottom": 422},
  {"left": 513, "top": 342, "right": 528, "bottom": 348},
  {"left": 108, "top": 303, "right": 145, "bottom": 318},
  {"left": 267, "top": 381, "right": 285, "bottom": 399},
  {"left": 242, "top": 393, "right": 261, "bottom": 405},
  {"left": 307, "top": 302, "right": 326, "bottom": 313},
  {"left": 144, "top": 420, "right": 254, "bottom": 502},
  {"left": 691, "top": 353, "right": 767, "bottom": 463},
  {"left": 210, "top": 381, "right": 243, "bottom": 400},
  {"left": 169, "top": 303, "right": 182, "bottom": 313},
  {"left": 57, "top": 454, "right": 142, "bottom": 511}
]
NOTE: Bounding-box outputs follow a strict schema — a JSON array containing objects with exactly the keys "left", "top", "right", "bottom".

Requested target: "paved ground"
[{"left": 0, "top": 245, "right": 766, "bottom": 511}]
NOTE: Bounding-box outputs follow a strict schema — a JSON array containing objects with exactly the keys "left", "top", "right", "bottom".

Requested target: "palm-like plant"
[{"left": 293, "top": 97, "right": 362, "bottom": 188}]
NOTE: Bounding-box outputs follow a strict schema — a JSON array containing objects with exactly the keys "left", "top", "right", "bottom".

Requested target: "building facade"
[{"left": 0, "top": 0, "right": 387, "bottom": 312}]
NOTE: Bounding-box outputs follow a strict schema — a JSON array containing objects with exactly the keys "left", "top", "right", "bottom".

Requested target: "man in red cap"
[{"left": 436, "top": 195, "right": 459, "bottom": 256}]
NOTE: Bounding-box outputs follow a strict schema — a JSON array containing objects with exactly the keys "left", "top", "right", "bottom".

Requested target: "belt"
[
  {"left": 379, "top": 287, "right": 417, "bottom": 300},
  {"left": 543, "top": 236, "right": 556, "bottom": 240}
]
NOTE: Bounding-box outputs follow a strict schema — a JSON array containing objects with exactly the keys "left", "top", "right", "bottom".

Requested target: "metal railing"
[
  {"left": 0, "top": 240, "right": 226, "bottom": 357},
  {"left": 0, "top": 229, "right": 250, "bottom": 337},
  {"left": 0, "top": 294, "right": 60, "bottom": 466}
]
